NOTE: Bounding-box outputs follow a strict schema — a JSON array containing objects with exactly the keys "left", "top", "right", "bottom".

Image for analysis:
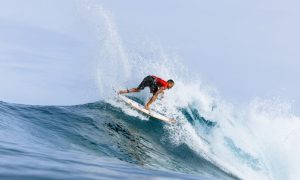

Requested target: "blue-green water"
[{"left": 0, "top": 100, "right": 236, "bottom": 179}]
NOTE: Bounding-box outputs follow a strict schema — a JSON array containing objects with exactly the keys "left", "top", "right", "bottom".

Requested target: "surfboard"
[{"left": 116, "top": 93, "right": 175, "bottom": 123}]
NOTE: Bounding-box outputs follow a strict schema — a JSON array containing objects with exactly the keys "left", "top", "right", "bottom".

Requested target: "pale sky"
[{"left": 0, "top": 0, "right": 299, "bottom": 110}]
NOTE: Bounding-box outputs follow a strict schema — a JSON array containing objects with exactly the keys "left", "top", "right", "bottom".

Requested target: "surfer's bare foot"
[
  {"left": 118, "top": 90, "right": 128, "bottom": 94},
  {"left": 170, "top": 119, "right": 176, "bottom": 123}
]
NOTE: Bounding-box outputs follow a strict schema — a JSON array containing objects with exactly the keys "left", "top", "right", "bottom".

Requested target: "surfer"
[{"left": 118, "top": 75, "right": 175, "bottom": 110}]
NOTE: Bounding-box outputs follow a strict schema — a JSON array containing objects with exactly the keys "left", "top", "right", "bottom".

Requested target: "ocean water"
[
  {"left": 0, "top": 101, "right": 229, "bottom": 180},
  {"left": 1, "top": 94, "right": 299, "bottom": 180}
]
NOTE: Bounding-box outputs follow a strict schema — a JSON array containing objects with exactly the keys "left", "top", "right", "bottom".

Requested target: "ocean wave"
[{"left": 0, "top": 101, "right": 235, "bottom": 179}]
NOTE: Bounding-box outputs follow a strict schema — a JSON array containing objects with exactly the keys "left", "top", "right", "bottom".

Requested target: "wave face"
[{"left": 0, "top": 101, "right": 233, "bottom": 180}]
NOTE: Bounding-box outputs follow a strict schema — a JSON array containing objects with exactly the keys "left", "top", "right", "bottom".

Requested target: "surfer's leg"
[
  {"left": 128, "top": 88, "right": 140, "bottom": 93},
  {"left": 118, "top": 88, "right": 139, "bottom": 94},
  {"left": 136, "top": 76, "right": 152, "bottom": 91},
  {"left": 119, "top": 76, "right": 153, "bottom": 94}
]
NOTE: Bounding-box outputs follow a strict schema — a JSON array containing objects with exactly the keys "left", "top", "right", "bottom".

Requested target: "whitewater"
[{"left": 1, "top": 1, "right": 300, "bottom": 180}]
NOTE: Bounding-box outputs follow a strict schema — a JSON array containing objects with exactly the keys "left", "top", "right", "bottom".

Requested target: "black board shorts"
[{"left": 137, "top": 76, "right": 158, "bottom": 94}]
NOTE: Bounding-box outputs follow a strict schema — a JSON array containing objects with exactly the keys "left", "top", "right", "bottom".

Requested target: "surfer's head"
[{"left": 167, "top": 79, "right": 174, "bottom": 89}]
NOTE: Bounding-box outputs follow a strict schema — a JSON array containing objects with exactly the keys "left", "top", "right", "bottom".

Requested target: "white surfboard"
[{"left": 116, "top": 93, "right": 175, "bottom": 123}]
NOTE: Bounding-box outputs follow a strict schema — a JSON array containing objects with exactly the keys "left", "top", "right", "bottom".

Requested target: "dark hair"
[{"left": 167, "top": 79, "right": 174, "bottom": 84}]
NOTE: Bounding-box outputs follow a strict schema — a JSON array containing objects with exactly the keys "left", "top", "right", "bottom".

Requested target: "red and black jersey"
[
  {"left": 151, "top": 75, "right": 168, "bottom": 89},
  {"left": 137, "top": 75, "right": 168, "bottom": 95}
]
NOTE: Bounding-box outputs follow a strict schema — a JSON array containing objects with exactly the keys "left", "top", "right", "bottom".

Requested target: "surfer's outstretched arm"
[
  {"left": 119, "top": 88, "right": 140, "bottom": 94},
  {"left": 145, "top": 88, "right": 164, "bottom": 110}
]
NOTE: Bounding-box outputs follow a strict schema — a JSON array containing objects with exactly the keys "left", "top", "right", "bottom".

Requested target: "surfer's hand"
[
  {"left": 170, "top": 119, "right": 176, "bottom": 123},
  {"left": 145, "top": 105, "right": 150, "bottom": 110}
]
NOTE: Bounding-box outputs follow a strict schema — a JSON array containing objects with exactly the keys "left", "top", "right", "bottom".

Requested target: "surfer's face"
[{"left": 167, "top": 82, "right": 174, "bottom": 89}]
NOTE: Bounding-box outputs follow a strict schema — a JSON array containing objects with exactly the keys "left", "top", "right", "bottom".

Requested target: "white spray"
[{"left": 83, "top": 2, "right": 300, "bottom": 180}]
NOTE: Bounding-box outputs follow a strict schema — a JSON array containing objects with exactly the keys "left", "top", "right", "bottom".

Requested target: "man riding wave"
[{"left": 118, "top": 75, "right": 175, "bottom": 110}]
